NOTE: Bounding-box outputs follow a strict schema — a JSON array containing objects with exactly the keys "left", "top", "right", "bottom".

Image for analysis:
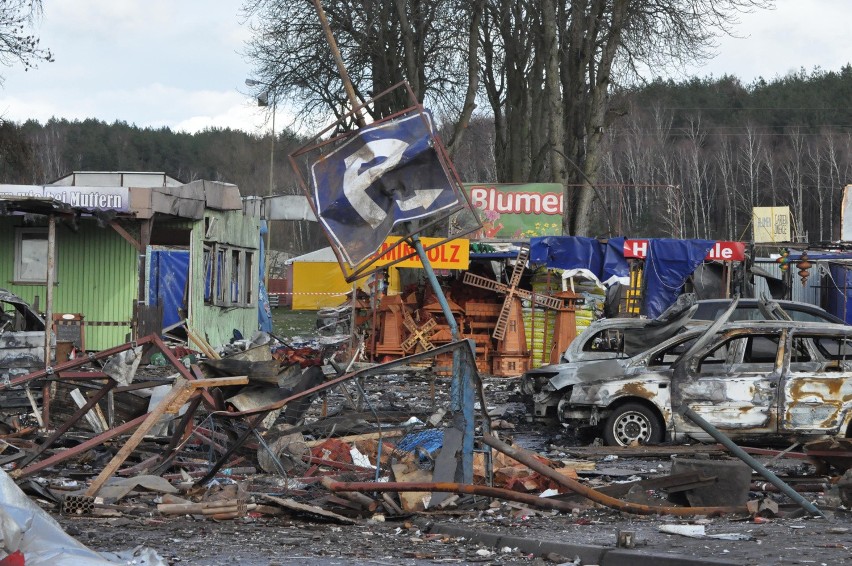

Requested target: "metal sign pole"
[
  {"left": 310, "top": 0, "right": 474, "bottom": 482},
  {"left": 411, "top": 234, "right": 473, "bottom": 483}
]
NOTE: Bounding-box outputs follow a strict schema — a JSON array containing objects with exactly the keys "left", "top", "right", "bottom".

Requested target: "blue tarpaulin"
[
  {"left": 529, "top": 236, "right": 628, "bottom": 285},
  {"left": 644, "top": 239, "right": 714, "bottom": 318},
  {"left": 148, "top": 249, "right": 189, "bottom": 329},
  {"left": 258, "top": 220, "right": 273, "bottom": 333},
  {"left": 397, "top": 429, "right": 444, "bottom": 468},
  {"left": 826, "top": 262, "right": 852, "bottom": 324}
]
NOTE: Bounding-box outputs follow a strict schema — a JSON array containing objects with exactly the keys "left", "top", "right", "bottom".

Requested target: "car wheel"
[{"left": 603, "top": 403, "right": 664, "bottom": 447}]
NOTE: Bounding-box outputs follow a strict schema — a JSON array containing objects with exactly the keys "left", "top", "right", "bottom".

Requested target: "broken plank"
[{"left": 261, "top": 494, "right": 356, "bottom": 524}]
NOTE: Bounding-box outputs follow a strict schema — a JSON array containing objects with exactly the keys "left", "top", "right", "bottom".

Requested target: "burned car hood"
[
  {"left": 0, "top": 288, "right": 45, "bottom": 331},
  {"left": 546, "top": 357, "right": 632, "bottom": 391}
]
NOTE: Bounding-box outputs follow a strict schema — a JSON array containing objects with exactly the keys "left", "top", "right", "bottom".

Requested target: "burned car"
[
  {"left": 522, "top": 325, "right": 708, "bottom": 438},
  {"left": 560, "top": 293, "right": 699, "bottom": 364},
  {"left": 525, "top": 319, "right": 852, "bottom": 447},
  {"left": 0, "top": 289, "right": 46, "bottom": 382},
  {"left": 561, "top": 297, "right": 841, "bottom": 364},
  {"left": 1, "top": 289, "right": 47, "bottom": 415}
]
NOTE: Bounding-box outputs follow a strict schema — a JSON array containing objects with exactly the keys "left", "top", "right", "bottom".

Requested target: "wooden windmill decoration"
[
  {"left": 400, "top": 309, "right": 437, "bottom": 354},
  {"left": 463, "top": 246, "right": 564, "bottom": 376},
  {"left": 462, "top": 247, "right": 563, "bottom": 338}
]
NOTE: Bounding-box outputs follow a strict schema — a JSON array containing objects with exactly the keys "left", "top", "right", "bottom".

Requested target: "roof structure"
[
  {"left": 0, "top": 195, "right": 74, "bottom": 215},
  {"left": 285, "top": 246, "right": 339, "bottom": 264},
  {"left": 49, "top": 171, "right": 183, "bottom": 187}
]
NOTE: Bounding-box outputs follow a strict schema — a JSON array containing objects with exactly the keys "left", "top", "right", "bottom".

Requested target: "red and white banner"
[{"left": 623, "top": 240, "right": 745, "bottom": 261}]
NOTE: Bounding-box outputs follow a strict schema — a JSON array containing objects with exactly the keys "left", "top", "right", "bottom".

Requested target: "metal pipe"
[
  {"left": 44, "top": 214, "right": 55, "bottom": 371},
  {"left": 265, "top": 97, "right": 276, "bottom": 288},
  {"left": 12, "top": 413, "right": 149, "bottom": 479},
  {"left": 751, "top": 481, "right": 827, "bottom": 493},
  {"left": 680, "top": 406, "right": 826, "bottom": 518},
  {"left": 482, "top": 432, "right": 746, "bottom": 517},
  {"left": 41, "top": 214, "right": 57, "bottom": 428},
  {"left": 411, "top": 235, "right": 459, "bottom": 340}
]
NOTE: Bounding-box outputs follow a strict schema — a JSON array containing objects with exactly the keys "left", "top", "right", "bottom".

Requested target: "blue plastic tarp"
[
  {"left": 397, "top": 429, "right": 444, "bottom": 467},
  {"left": 529, "top": 236, "right": 628, "bottom": 285},
  {"left": 826, "top": 263, "right": 852, "bottom": 324},
  {"left": 148, "top": 249, "right": 189, "bottom": 329},
  {"left": 644, "top": 239, "right": 715, "bottom": 318},
  {"left": 258, "top": 220, "right": 273, "bottom": 333}
]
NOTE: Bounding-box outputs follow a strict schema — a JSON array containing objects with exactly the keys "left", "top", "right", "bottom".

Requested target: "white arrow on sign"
[
  {"left": 343, "top": 138, "right": 409, "bottom": 228},
  {"left": 397, "top": 188, "right": 444, "bottom": 212},
  {"left": 342, "top": 138, "right": 445, "bottom": 228}
]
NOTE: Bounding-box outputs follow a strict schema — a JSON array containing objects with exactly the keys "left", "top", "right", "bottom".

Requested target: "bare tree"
[
  {"left": 242, "top": 0, "right": 483, "bottom": 152},
  {"left": 824, "top": 131, "right": 851, "bottom": 240},
  {"left": 243, "top": 1, "right": 771, "bottom": 236},
  {"left": 780, "top": 126, "right": 807, "bottom": 241},
  {"left": 0, "top": 1, "right": 52, "bottom": 84},
  {"left": 716, "top": 135, "right": 737, "bottom": 240},
  {"left": 736, "top": 121, "right": 763, "bottom": 226}
]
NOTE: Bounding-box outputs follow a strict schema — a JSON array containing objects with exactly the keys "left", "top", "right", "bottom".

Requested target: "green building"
[{"left": 0, "top": 172, "right": 261, "bottom": 355}]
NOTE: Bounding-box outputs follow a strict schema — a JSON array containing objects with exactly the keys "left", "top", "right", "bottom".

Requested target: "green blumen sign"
[{"left": 463, "top": 183, "right": 564, "bottom": 239}]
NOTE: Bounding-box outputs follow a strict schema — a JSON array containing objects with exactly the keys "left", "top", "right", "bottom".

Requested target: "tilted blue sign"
[{"left": 311, "top": 110, "right": 459, "bottom": 266}]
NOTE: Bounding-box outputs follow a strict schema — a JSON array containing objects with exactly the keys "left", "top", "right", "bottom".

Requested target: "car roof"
[
  {"left": 694, "top": 298, "right": 844, "bottom": 323},
  {"left": 714, "top": 319, "right": 852, "bottom": 333}
]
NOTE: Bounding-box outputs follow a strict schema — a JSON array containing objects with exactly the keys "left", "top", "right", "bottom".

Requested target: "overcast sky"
[{"left": 0, "top": 0, "right": 849, "bottom": 135}]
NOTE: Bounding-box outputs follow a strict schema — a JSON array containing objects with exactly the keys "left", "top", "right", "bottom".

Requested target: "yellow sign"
[
  {"left": 368, "top": 236, "right": 470, "bottom": 269},
  {"left": 752, "top": 206, "right": 790, "bottom": 243}
]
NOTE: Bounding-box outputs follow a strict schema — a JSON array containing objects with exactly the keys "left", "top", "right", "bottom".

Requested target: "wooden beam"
[
  {"left": 109, "top": 220, "right": 143, "bottom": 252},
  {"left": 85, "top": 375, "right": 248, "bottom": 497}
]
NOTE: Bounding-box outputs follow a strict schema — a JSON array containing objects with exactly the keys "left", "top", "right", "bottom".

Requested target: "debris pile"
[{"left": 2, "top": 320, "right": 851, "bottom": 564}]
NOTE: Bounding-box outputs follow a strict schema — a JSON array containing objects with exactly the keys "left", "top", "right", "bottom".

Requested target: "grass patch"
[{"left": 272, "top": 309, "right": 318, "bottom": 337}]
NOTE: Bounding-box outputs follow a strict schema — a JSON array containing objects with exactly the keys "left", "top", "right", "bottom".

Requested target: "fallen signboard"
[{"left": 309, "top": 109, "right": 460, "bottom": 267}]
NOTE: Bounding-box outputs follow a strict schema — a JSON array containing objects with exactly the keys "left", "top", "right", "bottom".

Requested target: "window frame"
[
  {"left": 13, "top": 227, "right": 56, "bottom": 284},
  {"left": 203, "top": 241, "right": 256, "bottom": 308}
]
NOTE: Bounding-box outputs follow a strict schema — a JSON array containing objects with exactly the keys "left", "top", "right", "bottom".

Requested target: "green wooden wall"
[
  {"left": 188, "top": 210, "right": 260, "bottom": 348},
  {"left": 0, "top": 217, "right": 137, "bottom": 351}
]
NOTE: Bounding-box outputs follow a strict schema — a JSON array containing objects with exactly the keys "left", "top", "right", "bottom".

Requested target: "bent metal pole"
[
  {"left": 679, "top": 406, "right": 826, "bottom": 519},
  {"left": 481, "top": 432, "right": 747, "bottom": 517}
]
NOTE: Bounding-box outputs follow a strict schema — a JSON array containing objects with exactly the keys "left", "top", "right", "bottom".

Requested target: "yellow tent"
[{"left": 287, "top": 247, "right": 400, "bottom": 310}]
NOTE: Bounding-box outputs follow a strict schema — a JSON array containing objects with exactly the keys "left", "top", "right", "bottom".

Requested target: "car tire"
[{"left": 603, "top": 402, "right": 664, "bottom": 447}]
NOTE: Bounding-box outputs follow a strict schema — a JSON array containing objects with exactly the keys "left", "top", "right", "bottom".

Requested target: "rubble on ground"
[{"left": 1, "top": 324, "right": 851, "bottom": 566}]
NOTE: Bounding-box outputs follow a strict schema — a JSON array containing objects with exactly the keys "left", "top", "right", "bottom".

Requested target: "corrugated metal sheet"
[
  {"left": 753, "top": 259, "right": 820, "bottom": 306},
  {"left": 0, "top": 217, "right": 136, "bottom": 350}
]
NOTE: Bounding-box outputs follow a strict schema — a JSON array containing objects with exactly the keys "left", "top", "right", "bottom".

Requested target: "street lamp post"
[{"left": 246, "top": 79, "right": 275, "bottom": 288}]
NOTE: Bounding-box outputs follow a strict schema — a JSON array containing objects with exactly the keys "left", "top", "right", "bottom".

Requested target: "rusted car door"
[
  {"left": 778, "top": 330, "right": 852, "bottom": 434},
  {"left": 674, "top": 331, "right": 781, "bottom": 436}
]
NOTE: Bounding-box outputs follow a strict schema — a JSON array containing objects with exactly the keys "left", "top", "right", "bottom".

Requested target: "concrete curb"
[{"left": 424, "top": 521, "right": 741, "bottom": 566}]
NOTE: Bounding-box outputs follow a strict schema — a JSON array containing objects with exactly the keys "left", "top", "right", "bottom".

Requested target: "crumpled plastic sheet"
[
  {"left": 102, "top": 346, "right": 143, "bottom": 386},
  {"left": 0, "top": 469, "right": 166, "bottom": 566}
]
